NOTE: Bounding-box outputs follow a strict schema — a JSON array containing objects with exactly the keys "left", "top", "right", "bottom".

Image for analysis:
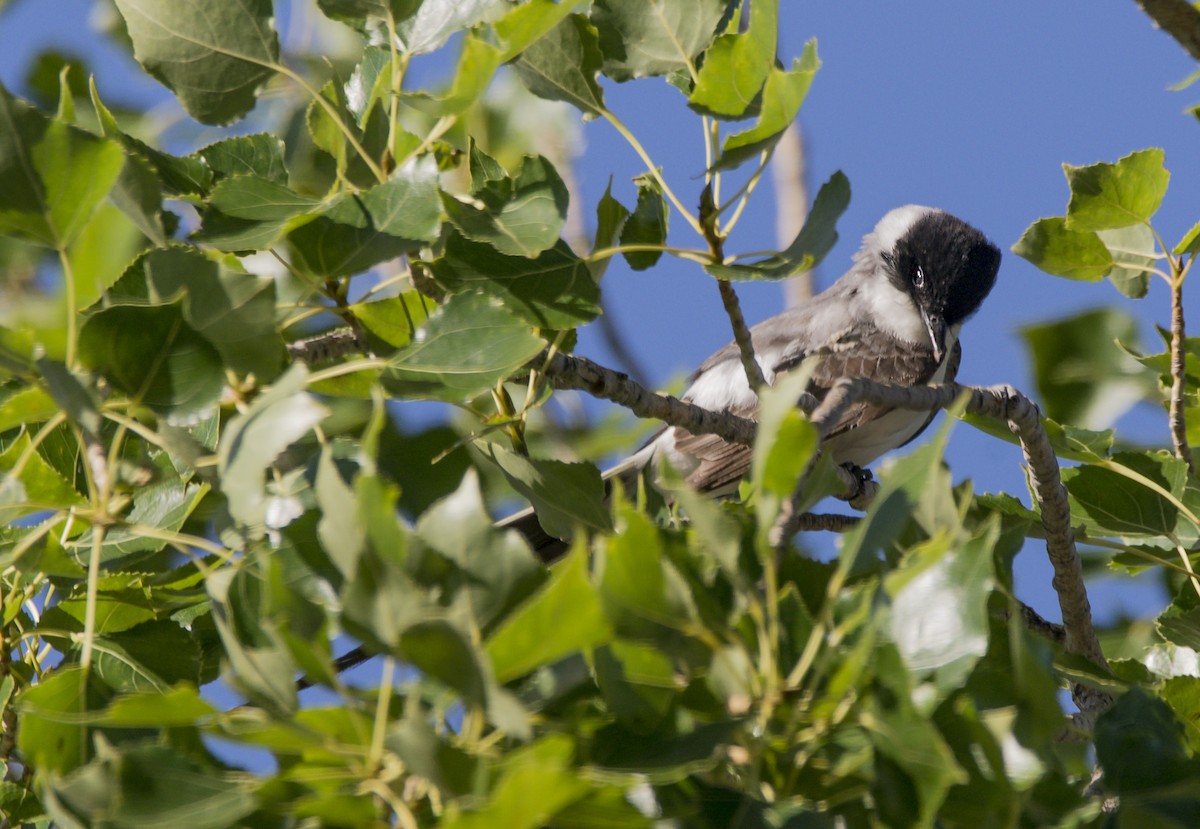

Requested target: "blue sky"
[{"left": 1, "top": 0, "right": 1195, "bottom": 626}]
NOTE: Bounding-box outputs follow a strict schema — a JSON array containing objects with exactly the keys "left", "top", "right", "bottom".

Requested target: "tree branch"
[
  {"left": 287, "top": 328, "right": 369, "bottom": 364},
  {"left": 777, "top": 377, "right": 1110, "bottom": 714},
  {"left": 1169, "top": 271, "right": 1194, "bottom": 473},
  {"left": 1134, "top": 0, "right": 1200, "bottom": 61}
]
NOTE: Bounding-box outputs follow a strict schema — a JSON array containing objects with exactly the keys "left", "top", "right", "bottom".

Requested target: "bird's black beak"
[{"left": 923, "top": 310, "right": 947, "bottom": 363}]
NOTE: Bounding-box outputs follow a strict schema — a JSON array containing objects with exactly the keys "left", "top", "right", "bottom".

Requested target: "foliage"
[{"left": 0, "top": 1, "right": 1198, "bottom": 827}]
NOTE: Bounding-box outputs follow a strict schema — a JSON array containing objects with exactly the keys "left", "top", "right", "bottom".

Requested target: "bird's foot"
[{"left": 840, "top": 463, "right": 878, "bottom": 511}]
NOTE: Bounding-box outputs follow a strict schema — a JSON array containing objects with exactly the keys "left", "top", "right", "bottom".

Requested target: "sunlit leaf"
[
  {"left": 591, "top": 0, "right": 727, "bottom": 82},
  {"left": 512, "top": 13, "right": 606, "bottom": 115},
  {"left": 1011, "top": 217, "right": 1113, "bottom": 280},
  {"left": 689, "top": 0, "right": 775, "bottom": 117},
  {"left": 1064, "top": 148, "right": 1169, "bottom": 232}
]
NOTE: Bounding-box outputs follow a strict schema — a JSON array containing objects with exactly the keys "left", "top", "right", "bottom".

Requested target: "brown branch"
[
  {"left": 1169, "top": 272, "right": 1194, "bottom": 473},
  {"left": 1134, "top": 0, "right": 1200, "bottom": 60},
  {"left": 790, "top": 512, "right": 861, "bottom": 533},
  {"left": 287, "top": 328, "right": 369, "bottom": 365},
  {"left": 541, "top": 350, "right": 758, "bottom": 446},
  {"left": 775, "top": 377, "right": 1110, "bottom": 715}
]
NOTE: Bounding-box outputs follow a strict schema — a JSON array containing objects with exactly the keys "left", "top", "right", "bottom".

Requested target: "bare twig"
[
  {"left": 287, "top": 328, "right": 369, "bottom": 365},
  {"left": 541, "top": 350, "right": 757, "bottom": 446},
  {"left": 1011, "top": 600, "right": 1067, "bottom": 645},
  {"left": 700, "top": 184, "right": 768, "bottom": 393},
  {"left": 1134, "top": 0, "right": 1200, "bottom": 60},
  {"left": 1169, "top": 270, "right": 1194, "bottom": 473},
  {"left": 790, "top": 512, "right": 860, "bottom": 533}
]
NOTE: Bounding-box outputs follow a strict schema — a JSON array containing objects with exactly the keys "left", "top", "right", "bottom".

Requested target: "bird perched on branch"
[{"left": 511, "top": 205, "right": 1001, "bottom": 556}]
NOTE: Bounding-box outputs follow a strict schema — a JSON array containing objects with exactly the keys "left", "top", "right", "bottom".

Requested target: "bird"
[{"left": 509, "top": 205, "right": 1001, "bottom": 557}]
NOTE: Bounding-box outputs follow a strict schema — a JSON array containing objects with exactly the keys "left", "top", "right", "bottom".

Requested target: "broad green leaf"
[
  {"left": 112, "top": 0, "right": 280, "bottom": 125},
  {"left": 512, "top": 13, "right": 606, "bottom": 115},
  {"left": 289, "top": 156, "right": 442, "bottom": 277},
  {"left": 35, "top": 356, "right": 101, "bottom": 436},
  {"left": 395, "top": 0, "right": 508, "bottom": 55},
  {"left": 194, "top": 174, "right": 320, "bottom": 251},
  {"left": 46, "top": 743, "right": 258, "bottom": 829},
  {"left": 589, "top": 178, "right": 630, "bottom": 281},
  {"left": 442, "top": 151, "right": 569, "bottom": 257},
  {"left": 207, "top": 565, "right": 298, "bottom": 714},
  {"left": 18, "top": 667, "right": 113, "bottom": 773},
  {"left": 1064, "top": 148, "right": 1169, "bottom": 231},
  {"left": 594, "top": 640, "right": 678, "bottom": 731},
  {"left": 689, "top": 0, "right": 775, "bottom": 117},
  {"left": 315, "top": 0, "right": 420, "bottom": 27},
  {"left": 1174, "top": 220, "right": 1200, "bottom": 257},
  {"left": 705, "top": 170, "right": 850, "bottom": 280},
  {"left": 400, "top": 619, "right": 490, "bottom": 707},
  {"left": 219, "top": 365, "right": 329, "bottom": 530},
  {"left": 0, "top": 432, "right": 86, "bottom": 519},
  {"left": 78, "top": 301, "right": 225, "bottom": 420},
  {"left": 1020, "top": 308, "right": 1155, "bottom": 429},
  {"left": 1095, "top": 689, "right": 1200, "bottom": 795},
  {"left": 107, "top": 150, "right": 170, "bottom": 246},
  {"left": 1011, "top": 217, "right": 1113, "bottom": 280},
  {"left": 483, "top": 443, "right": 611, "bottom": 540},
  {"left": 387, "top": 705, "right": 485, "bottom": 798},
  {"left": 90, "top": 620, "right": 203, "bottom": 692},
  {"left": 437, "top": 35, "right": 504, "bottom": 114},
  {"left": 487, "top": 547, "right": 613, "bottom": 683},
  {"left": 886, "top": 518, "right": 997, "bottom": 693},
  {"left": 589, "top": 719, "right": 737, "bottom": 776},
  {"left": 98, "top": 686, "right": 216, "bottom": 727},
  {"left": 1159, "top": 604, "right": 1200, "bottom": 651},
  {"left": 1098, "top": 223, "right": 1156, "bottom": 298},
  {"left": 385, "top": 291, "right": 546, "bottom": 401},
  {"left": 306, "top": 75, "right": 392, "bottom": 189},
  {"left": 0, "top": 386, "right": 58, "bottom": 434},
  {"left": 425, "top": 234, "right": 600, "bottom": 329},
  {"left": 619, "top": 173, "right": 667, "bottom": 271},
  {"left": 715, "top": 41, "right": 820, "bottom": 171},
  {"left": 750, "top": 366, "right": 820, "bottom": 536},
  {"left": 351, "top": 290, "right": 433, "bottom": 348},
  {"left": 69, "top": 474, "right": 208, "bottom": 567},
  {"left": 495, "top": 0, "right": 588, "bottom": 61},
  {"left": 1163, "top": 676, "right": 1200, "bottom": 752},
  {"left": 0, "top": 84, "right": 124, "bottom": 248},
  {"left": 414, "top": 469, "right": 546, "bottom": 632},
  {"left": 194, "top": 133, "right": 287, "bottom": 184},
  {"left": 107, "top": 246, "right": 285, "bottom": 381},
  {"left": 90, "top": 79, "right": 212, "bottom": 196},
  {"left": 1062, "top": 451, "right": 1186, "bottom": 537},
  {"left": 591, "top": 0, "right": 727, "bottom": 82}
]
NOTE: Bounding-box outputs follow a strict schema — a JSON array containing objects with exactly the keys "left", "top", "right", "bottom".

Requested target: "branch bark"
[{"left": 1169, "top": 272, "right": 1194, "bottom": 473}]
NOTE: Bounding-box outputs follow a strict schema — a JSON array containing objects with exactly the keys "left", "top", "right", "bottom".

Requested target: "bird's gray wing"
[{"left": 673, "top": 325, "right": 948, "bottom": 494}]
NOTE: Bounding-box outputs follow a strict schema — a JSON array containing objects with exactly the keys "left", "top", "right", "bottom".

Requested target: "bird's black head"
[{"left": 882, "top": 210, "right": 1001, "bottom": 360}]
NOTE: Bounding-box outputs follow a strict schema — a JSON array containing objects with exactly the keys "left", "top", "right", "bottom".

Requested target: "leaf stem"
[{"left": 601, "top": 110, "right": 703, "bottom": 236}]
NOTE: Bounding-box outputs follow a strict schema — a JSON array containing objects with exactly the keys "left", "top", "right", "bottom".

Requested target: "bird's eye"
[{"left": 913, "top": 266, "right": 925, "bottom": 288}]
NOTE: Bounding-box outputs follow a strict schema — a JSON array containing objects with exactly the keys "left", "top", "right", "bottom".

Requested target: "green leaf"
[
  {"left": 594, "top": 640, "right": 679, "bottom": 732},
  {"left": 78, "top": 302, "right": 226, "bottom": 420},
  {"left": 591, "top": 0, "right": 727, "bottom": 82},
  {"left": 289, "top": 157, "right": 442, "bottom": 277},
  {"left": 386, "top": 704, "right": 485, "bottom": 798},
  {"left": 590, "top": 178, "right": 630, "bottom": 281},
  {"left": 18, "top": 667, "right": 113, "bottom": 773},
  {"left": 90, "top": 620, "right": 203, "bottom": 692},
  {"left": 386, "top": 292, "right": 546, "bottom": 401},
  {"left": 98, "top": 686, "right": 216, "bottom": 727},
  {"left": 46, "top": 743, "right": 258, "bottom": 829},
  {"left": 218, "top": 365, "right": 329, "bottom": 530},
  {"left": 886, "top": 517, "right": 997, "bottom": 694},
  {"left": 0, "top": 432, "right": 86, "bottom": 519},
  {"left": 483, "top": 443, "right": 611, "bottom": 540},
  {"left": 619, "top": 173, "right": 668, "bottom": 271},
  {"left": 705, "top": 170, "right": 850, "bottom": 280},
  {"left": 425, "top": 234, "right": 600, "bottom": 329},
  {"left": 487, "top": 548, "right": 613, "bottom": 683},
  {"left": 69, "top": 474, "right": 208, "bottom": 567},
  {"left": 107, "top": 150, "right": 170, "bottom": 246},
  {"left": 414, "top": 469, "right": 546, "bottom": 632},
  {"left": 195, "top": 133, "right": 287, "bottom": 184},
  {"left": 1098, "top": 223, "right": 1156, "bottom": 298},
  {"left": 315, "top": 0, "right": 420, "bottom": 27},
  {"left": 107, "top": 246, "right": 285, "bottom": 381},
  {"left": 689, "top": 0, "right": 776, "bottom": 117},
  {"left": 395, "top": 0, "right": 508, "bottom": 55},
  {"left": 90, "top": 79, "right": 212, "bottom": 196},
  {"left": 1064, "top": 148, "right": 1169, "bottom": 231},
  {"left": 1096, "top": 689, "right": 1200, "bottom": 794},
  {"left": 0, "top": 84, "right": 124, "bottom": 248},
  {"left": 512, "top": 13, "right": 606, "bottom": 115},
  {"left": 442, "top": 150, "right": 569, "bottom": 257},
  {"left": 194, "top": 174, "right": 320, "bottom": 251},
  {"left": 750, "top": 365, "right": 819, "bottom": 508},
  {"left": 112, "top": 0, "right": 280, "bottom": 125},
  {"left": 1174, "top": 220, "right": 1200, "bottom": 257},
  {"left": 351, "top": 291, "right": 433, "bottom": 348},
  {"left": 715, "top": 41, "right": 820, "bottom": 171},
  {"left": 1011, "top": 217, "right": 1113, "bottom": 280},
  {"left": 1020, "top": 308, "right": 1155, "bottom": 429},
  {"left": 1062, "top": 451, "right": 1187, "bottom": 537},
  {"left": 495, "top": 0, "right": 588, "bottom": 61}
]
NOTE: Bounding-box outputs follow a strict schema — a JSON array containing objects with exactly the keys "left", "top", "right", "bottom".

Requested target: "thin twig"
[
  {"left": 1134, "top": 0, "right": 1200, "bottom": 60},
  {"left": 287, "top": 328, "right": 369, "bottom": 364},
  {"left": 1169, "top": 268, "right": 1194, "bottom": 473}
]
